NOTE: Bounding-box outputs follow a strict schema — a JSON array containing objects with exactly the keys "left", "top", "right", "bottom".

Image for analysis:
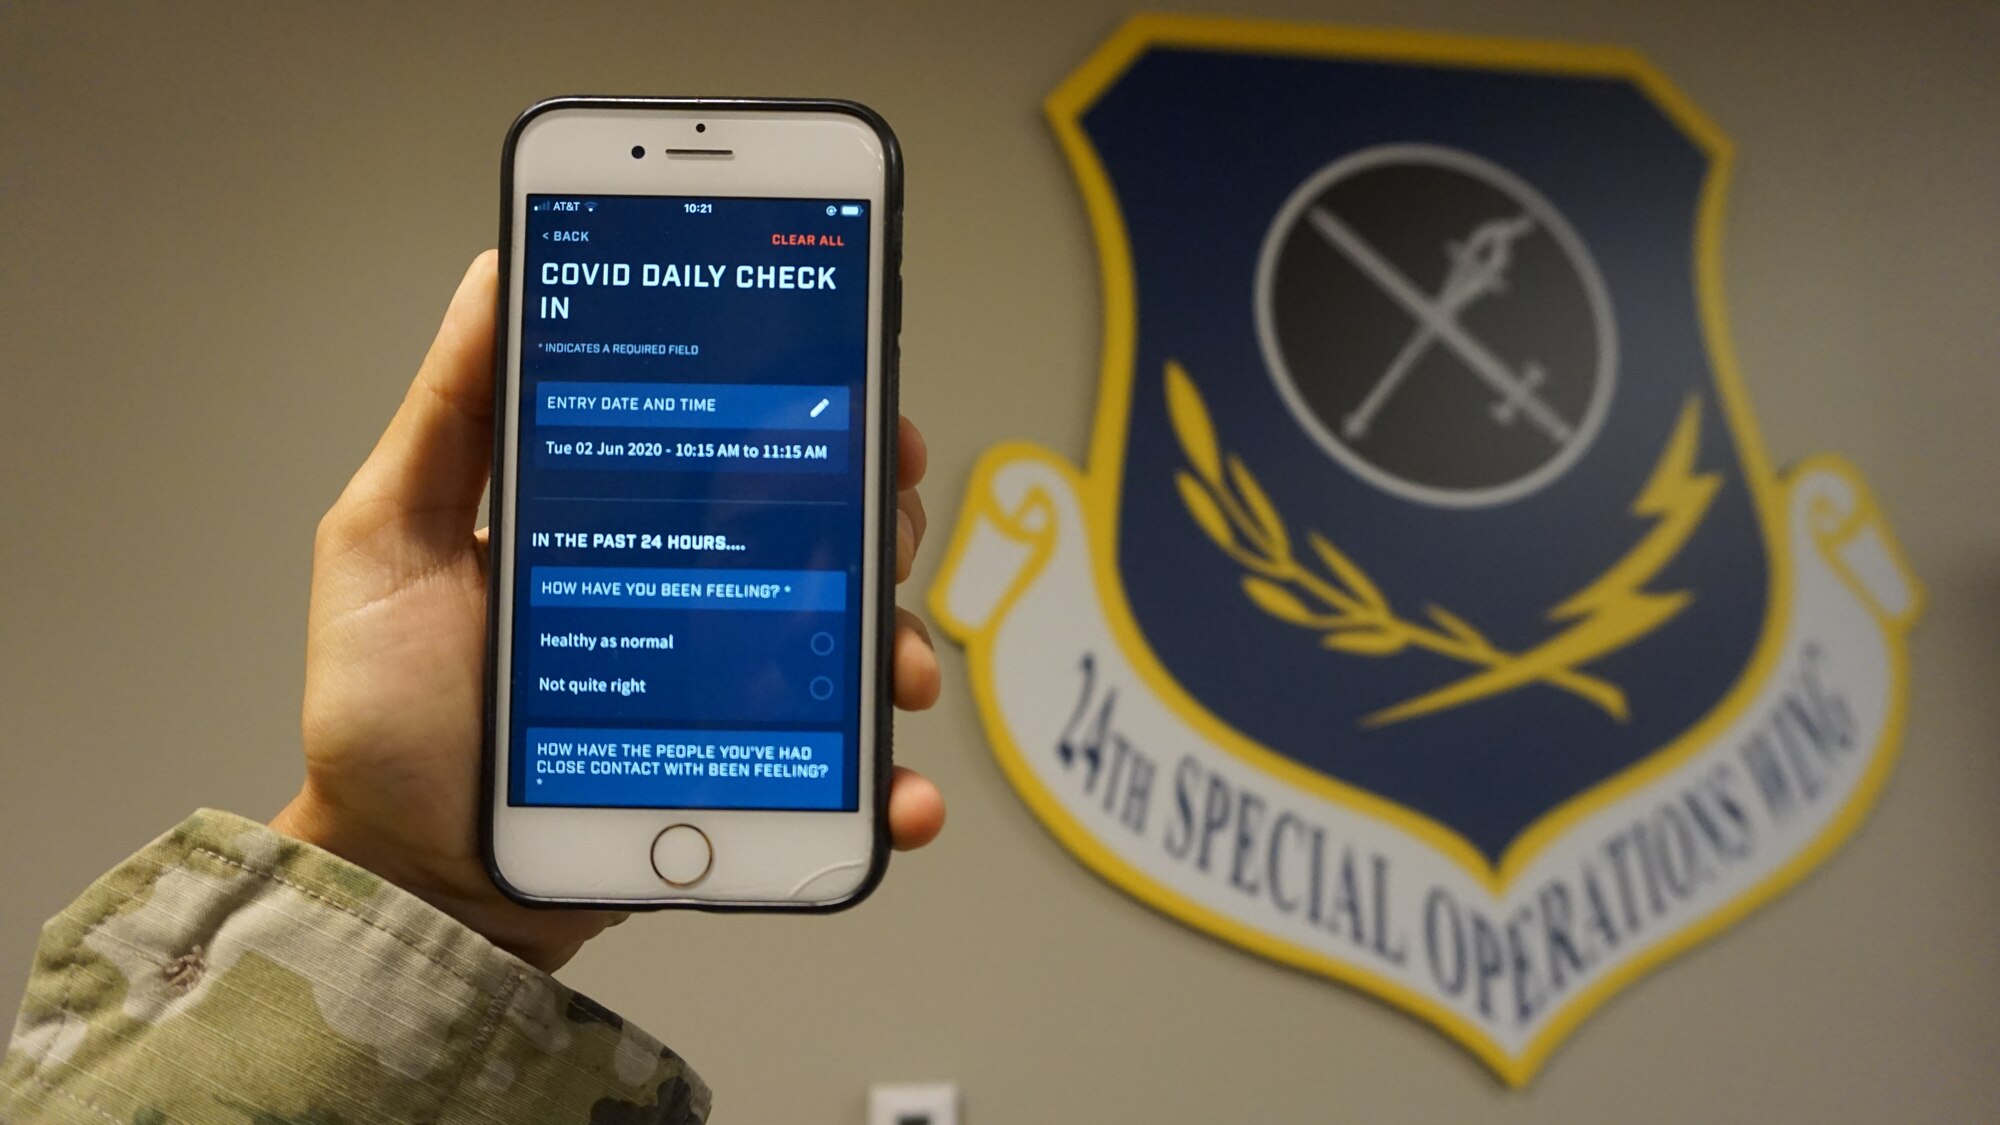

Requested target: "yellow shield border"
[{"left": 929, "top": 13, "right": 1923, "bottom": 1083}]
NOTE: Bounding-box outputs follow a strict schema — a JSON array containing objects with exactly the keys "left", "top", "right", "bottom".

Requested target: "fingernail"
[{"left": 897, "top": 508, "right": 914, "bottom": 560}]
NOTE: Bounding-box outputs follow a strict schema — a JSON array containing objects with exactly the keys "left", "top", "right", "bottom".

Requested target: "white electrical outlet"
[{"left": 868, "top": 1081, "right": 960, "bottom": 1125}]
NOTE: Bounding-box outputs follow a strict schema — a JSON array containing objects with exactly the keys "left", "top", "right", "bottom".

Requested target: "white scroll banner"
[{"left": 932, "top": 447, "right": 1918, "bottom": 1081}]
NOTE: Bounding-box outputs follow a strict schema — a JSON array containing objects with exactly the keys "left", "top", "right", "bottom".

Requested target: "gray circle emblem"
[{"left": 1255, "top": 145, "right": 1617, "bottom": 508}]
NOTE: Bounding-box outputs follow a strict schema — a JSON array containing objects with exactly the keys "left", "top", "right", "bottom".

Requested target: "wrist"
[
  {"left": 267, "top": 789, "right": 459, "bottom": 932},
  {"left": 268, "top": 787, "right": 604, "bottom": 972}
]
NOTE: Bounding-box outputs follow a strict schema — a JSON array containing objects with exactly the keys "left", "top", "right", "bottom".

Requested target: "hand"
[{"left": 271, "top": 252, "right": 945, "bottom": 972}]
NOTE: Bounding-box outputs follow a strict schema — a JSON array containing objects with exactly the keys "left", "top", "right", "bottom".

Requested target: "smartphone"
[{"left": 483, "top": 97, "right": 901, "bottom": 909}]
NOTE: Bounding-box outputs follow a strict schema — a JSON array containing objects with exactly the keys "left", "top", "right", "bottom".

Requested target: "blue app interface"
[{"left": 509, "top": 194, "right": 871, "bottom": 811}]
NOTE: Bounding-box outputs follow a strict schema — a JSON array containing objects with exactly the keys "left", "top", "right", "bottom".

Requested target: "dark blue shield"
[{"left": 1085, "top": 37, "right": 1775, "bottom": 863}]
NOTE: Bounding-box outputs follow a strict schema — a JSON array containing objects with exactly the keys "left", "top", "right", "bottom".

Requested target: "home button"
[{"left": 650, "top": 824, "right": 713, "bottom": 888}]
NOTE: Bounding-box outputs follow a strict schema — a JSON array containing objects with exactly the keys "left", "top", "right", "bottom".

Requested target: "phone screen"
[{"left": 506, "top": 193, "right": 872, "bottom": 812}]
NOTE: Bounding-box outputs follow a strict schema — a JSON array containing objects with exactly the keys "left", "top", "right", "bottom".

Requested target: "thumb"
[{"left": 325, "top": 252, "right": 500, "bottom": 555}]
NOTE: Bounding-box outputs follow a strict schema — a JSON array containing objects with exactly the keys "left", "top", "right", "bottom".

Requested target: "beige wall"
[{"left": 4, "top": 1, "right": 1997, "bottom": 1120}]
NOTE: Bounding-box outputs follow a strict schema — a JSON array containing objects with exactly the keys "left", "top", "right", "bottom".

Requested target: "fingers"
[
  {"left": 897, "top": 415, "right": 928, "bottom": 490},
  {"left": 324, "top": 252, "right": 499, "bottom": 553},
  {"left": 893, "top": 608, "right": 940, "bottom": 711},
  {"left": 887, "top": 766, "right": 945, "bottom": 851},
  {"left": 895, "top": 487, "right": 928, "bottom": 583},
  {"left": 895, "top": 416, "right": 930, "bottom": 583},
  {"left": 889, "top": 421, "right": 944, "bottom": 851}
]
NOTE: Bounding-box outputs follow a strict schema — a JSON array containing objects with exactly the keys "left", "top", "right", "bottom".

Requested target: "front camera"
[
  {"left": 630, "top": 145, "right": 646, "bottom": 159},
  {"left": 695, "top": 122, "right": 707, "bottom": 133}
]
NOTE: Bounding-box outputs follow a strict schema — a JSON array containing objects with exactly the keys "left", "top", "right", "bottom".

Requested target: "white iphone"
[{"left": 483, "top": 98, "right": 902, "bottom": 909}]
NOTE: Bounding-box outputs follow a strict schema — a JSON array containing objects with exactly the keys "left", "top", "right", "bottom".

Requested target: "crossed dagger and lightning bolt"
[{"left": 1305, "top": 205, "right": 1574, "bottom": 445}]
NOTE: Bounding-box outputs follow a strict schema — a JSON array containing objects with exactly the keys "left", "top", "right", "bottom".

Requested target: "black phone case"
[{"left": 481, "top": 96, "right": 903, "bottom": 912}]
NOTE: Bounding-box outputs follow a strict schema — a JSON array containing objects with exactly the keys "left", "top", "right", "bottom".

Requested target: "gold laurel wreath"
[{"left": 1165, "top": 361, "right": 1719, "bottom": 727}]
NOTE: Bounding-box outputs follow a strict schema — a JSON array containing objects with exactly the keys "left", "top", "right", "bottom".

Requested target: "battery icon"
[{"left": 839, "top": 204, "right": 862, "bottom": 217}]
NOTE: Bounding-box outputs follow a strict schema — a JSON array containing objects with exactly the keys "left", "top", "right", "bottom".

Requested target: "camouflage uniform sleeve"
[{"left": 0, "top": 809, "right": 710, "bottom": 1125}]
